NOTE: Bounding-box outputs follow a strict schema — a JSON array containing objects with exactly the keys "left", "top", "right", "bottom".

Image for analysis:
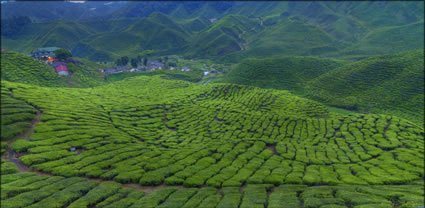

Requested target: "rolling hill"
[
  {"left": 1, "top": 1, "right": 424, "bottom": 207},
  {"left": 1, "top": 75, "right": 424, "bottom": 207},
  {"left": 184, "top": 15, "right": 261, "bottom": 57},
  {"left": 217, "top": 56, "right": 345, "bottom": 92},
  {"left": 1, "top": 51, "right": 105, "bottom": 88},
  {"left": 218, "top": 50, "right": 424, "bottom": 126},
  {"left": 304, "top": 50, "right": 425, "bottom": 125}
]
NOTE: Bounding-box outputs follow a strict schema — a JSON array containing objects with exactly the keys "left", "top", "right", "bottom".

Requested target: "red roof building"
[
  {"left": 52, "top": 61, "right": 69, "bottom": 76},
  {"left": 55, "top": 64, "right": 68, "bottom": 72}
]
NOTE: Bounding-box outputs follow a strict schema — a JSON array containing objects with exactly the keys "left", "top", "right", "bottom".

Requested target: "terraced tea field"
[{"left": 1, "top": 76, "right": 424, "bottom": 207}]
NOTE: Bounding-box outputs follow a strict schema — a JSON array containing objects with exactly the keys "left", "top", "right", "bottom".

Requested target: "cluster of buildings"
[
  {"left": 203, "top": 70, "right": 218, "bottom": 76},
  {"left": 30, "top": 47, "right": 211, "bottom": 77},
  {"left": 31, "top": 47, "right": 69, "bottom": 76},
  {"left": 101, "top": 60, "right": 166, "bottom": 75},
  {"left": 101, "top": 60, "right": 195, "bottom": 75}
]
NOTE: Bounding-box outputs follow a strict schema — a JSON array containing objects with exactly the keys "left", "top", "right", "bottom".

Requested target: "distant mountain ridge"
[{"left": 1, "top": 1, "right": 423, "bottom": 61}]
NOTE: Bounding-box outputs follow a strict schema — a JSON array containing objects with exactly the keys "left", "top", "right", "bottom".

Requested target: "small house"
[
  {"left": 104, "top": 69, "right": 118, "bottom": 74},
  {"left": 181, "top": 66, "right": 191, "bottom": 72},
  {"left": 204, "top": 71, "right": 210, "bottom": 76},
  {"left": 209, "top": 70, "right": 218, "bottom": 74},
  {"left": 51, "top": 61, "right": 69, "bottom": 76}
]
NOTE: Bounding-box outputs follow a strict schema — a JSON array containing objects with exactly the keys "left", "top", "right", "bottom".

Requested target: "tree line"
[{"left": 115, "top": 54, "right": 176, "bottom": 68}]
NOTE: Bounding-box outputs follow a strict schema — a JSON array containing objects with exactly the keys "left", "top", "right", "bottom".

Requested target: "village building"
[
  {"left": 181, "top": 66, "right": 191, "bottom": 72},
  {"left": 51, "top": 61, "right": 69, "bottom": 76},
  {"left": 146, "top": 60, "right": 164, "bottom": 71},
  {"left": 130, "top": 68, "right": 139, "bottom": 72},
  {"left": 103, "top": 66, "right": 132, "bottom": 75},
  {"left": 31, "top": 47, "right": 60, "bottom": 60}
]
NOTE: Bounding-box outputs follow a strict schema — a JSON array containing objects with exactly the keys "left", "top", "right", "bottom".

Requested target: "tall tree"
[
  {"left": 54, "top": 48, "right": 72, "bottom": 60},
  {"left": 121, "top": 56, "right": 129, "bottom": 66},
  {"left": 143, "top": 57, "right": 148, "bottom": 66},
  {"left": 131, "top": 58, "right": 138, "bottom": 68},
  {"left": 115, "top": 58, "right": 122, "bottom": 66}
]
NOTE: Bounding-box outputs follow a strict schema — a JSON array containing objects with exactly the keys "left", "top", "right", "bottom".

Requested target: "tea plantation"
[
  {"left": 1, "top": 164, "right": 423, "bottom": 208},
  {"left": 0, "top": 75, "right": 424, "bottom": 207},
  {"left": 1, "top": 51, "right": 105, "bottom": 88}
]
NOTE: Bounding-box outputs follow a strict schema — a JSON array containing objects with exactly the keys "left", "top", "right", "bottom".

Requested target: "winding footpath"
[{"left": 2, "top": 106, "right": 182, "bottom": 194}]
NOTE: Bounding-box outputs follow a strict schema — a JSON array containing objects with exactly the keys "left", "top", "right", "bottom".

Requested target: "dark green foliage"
[
  {"left": 1, "top": 162, "right": 19, "bottom": 175},
  {"left": 157, "top": 188, "right": 197, "bottom": 208},
  {"left": 216, "top": 187, "right": 242, "bottom": 208},
  {"left": 240, "top": 185, "right": 268, "bottom": 208},
  {"left": 3, "top": 2, "right": 423, "bottom": 62},
  {"left": 130, "top": 58, "right": 138, "bottom": 68},
  {"left": 217, "top": 55, "right": 344, "bottom": 92},
  {"left": 305, "top": 50, "right": 424, "bottom": 125},
  {"left": 130, "top": 187, "right": 177, "bottom": 208},
  {"left": 54, "top": 48, "right": 72, "bottom": 60},
  {"left": 67, "top": 182, "right": 121, "bottom": 208},
  {"left": 1, "top": 87, "right": 37, "bottom": 140},
  {"left": 105, "top": 69, "right": 203, "bottom": 83},
  {"left": 0, "top": 164, "right": 424, "bottom": 207},
  {"left": 1, "top": 16, "right": 31, "bottom": 38}
]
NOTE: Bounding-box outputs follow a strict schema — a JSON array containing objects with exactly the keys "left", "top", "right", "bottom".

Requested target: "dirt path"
[
  {"left": 4, "top": 110, "right": 43, "bottom": 172},
  {"left": 1, "top": 105, "right": 178, "bottom": 194},
  {"left": 24, "top": 111, "right": 42, "bottom": 141}
]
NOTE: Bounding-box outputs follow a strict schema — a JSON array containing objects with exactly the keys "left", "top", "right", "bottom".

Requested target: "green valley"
[{"left": 1, "top": 1, "right": 424, "bottom": 208}]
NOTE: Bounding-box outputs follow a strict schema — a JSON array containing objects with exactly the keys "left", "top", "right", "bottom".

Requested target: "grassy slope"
[
  {"left": 105, "top": 69, "right": 204, "bottom": 83},
  {"left": 217, "top": 56, "right": 346, "bottom": 92},
  {"left": 218, "top": 50, "right": 424, "bottom": 126},
  {"left": 185, "top": 15, "right": 260, "bottom": 58},
  {"left": 1, "top": 51, "right": 105, "bottom": 88},
  {"left": 0, "top": 86, "right": 37, "bottom": 140},
  {"left": 304, "top": 50, "right": 424, "bottom": 125},
  {"left": 336, "top": 21, "right": 425, "bottom": 58},
  {"left": 0, "top": 76, "right": 423, "bottom": 189},
  {"left": 234, "top": 18, "right": 344, "bottom": 59}
]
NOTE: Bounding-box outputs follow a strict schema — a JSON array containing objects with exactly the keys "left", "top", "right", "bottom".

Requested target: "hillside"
[
  {"left": 217, "top": 56, "right": 345, "bottom": 92},
  {"left": 1, "top": 1, "right": 424, "bottom": 207},
  {"left": 0, "top": 76, "right": 423, "bottom": 207},
  {"left": 304, "top": 50, "right": 425, "bottom": 125},
  {"left": 1, "top": 1, "right": 126, "bottom": 22},
  {"left": 217, "top": 18, "right": 346, "bottom": 62},
  {"left": 1, "top": 51, "right": 105, "bottom": 87},
  {"left": 217, "top": 51, "right": 424, "bottom": 126},
  {"left": 185, "top": 15, "right": 261, "bottom": 57}
]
